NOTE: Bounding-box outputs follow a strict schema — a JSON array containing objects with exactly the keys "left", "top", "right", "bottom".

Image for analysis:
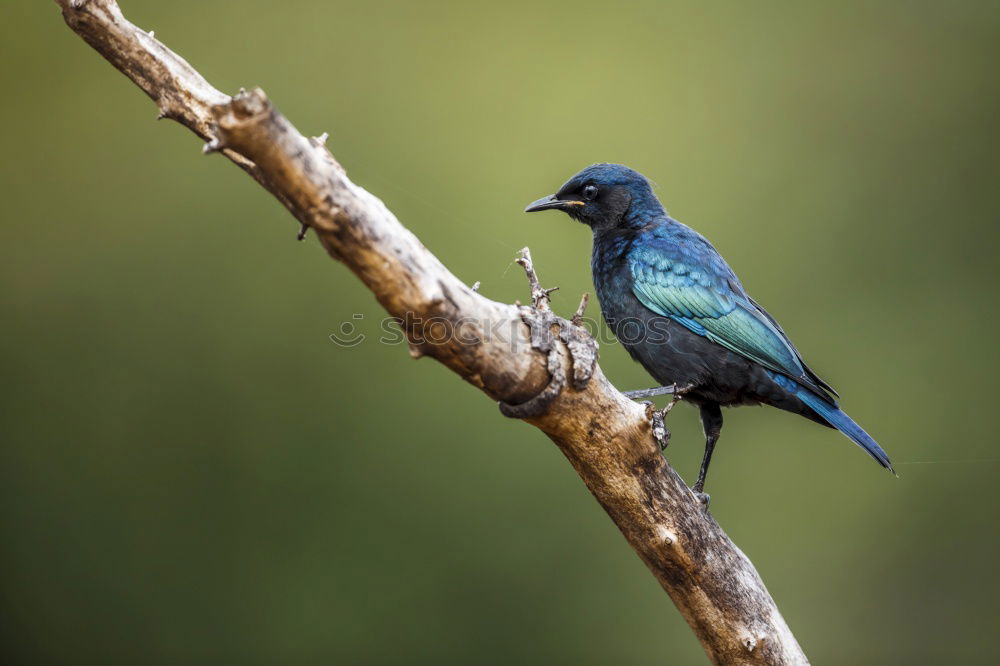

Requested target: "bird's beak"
[{"left": 524, "top": 194, "right": 585, "bottom": 213}]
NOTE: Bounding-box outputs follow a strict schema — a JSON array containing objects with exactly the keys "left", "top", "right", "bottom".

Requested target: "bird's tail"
[{"left": 795, "top": 388, "right": 895, "bottom": 474}]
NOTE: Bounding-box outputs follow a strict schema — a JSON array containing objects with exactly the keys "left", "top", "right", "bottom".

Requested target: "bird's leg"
[
  {"left": 625, "top": 382, "right": 695, "bottom": 401},
  {"left": 692, "top": 403, "right": 723, "bottom": 506},
  {"left": 624, "top": 385, "right": 676, "bottom": 400}
]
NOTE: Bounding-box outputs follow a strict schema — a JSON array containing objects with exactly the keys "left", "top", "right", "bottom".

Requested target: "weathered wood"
[{"left": 54, "top": 2, "right": 809, "bottom": 663}]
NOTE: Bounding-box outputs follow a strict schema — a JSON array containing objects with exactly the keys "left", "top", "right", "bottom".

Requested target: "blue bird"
[{"left": 525, "top": 163, "right": 892, "bottom": 498}]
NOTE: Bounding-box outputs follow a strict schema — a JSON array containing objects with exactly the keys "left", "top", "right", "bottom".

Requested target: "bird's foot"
[
  {"left": 661, "top": 383, "right": 694, "bottom": 415},
  {"left": 637, "top": 384, "right": 696, "bottom": 451},
  {"left": 691, "top": 478, "right": 711, "bottom": 507},
  {"left": 643, "top": 401, "right": 671, "bottom": 450}
]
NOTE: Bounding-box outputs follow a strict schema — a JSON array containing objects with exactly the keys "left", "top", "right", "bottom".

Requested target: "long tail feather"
[{"left": 795, "top": 388, "right": 895, "bottom": 473}]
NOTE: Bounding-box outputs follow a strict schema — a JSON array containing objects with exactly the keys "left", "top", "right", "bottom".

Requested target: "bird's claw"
[
  {"left": 644, "top": 402, "right": 670, "bottom": 450},
  {"left": 693, "top": 491, "right": 711, "bottom": 507},
  {"left": 661, "top": 383, "right": 688, "bottom": 415}
]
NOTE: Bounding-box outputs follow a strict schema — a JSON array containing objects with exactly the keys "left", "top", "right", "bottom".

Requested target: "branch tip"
[{"left": 202, "top": 138, "right": 223, "bottom": 154}]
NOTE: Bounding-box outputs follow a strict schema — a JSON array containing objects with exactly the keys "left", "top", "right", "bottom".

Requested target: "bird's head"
[{"left": 524, "top": 163, "right": 663, "bottom": 230}]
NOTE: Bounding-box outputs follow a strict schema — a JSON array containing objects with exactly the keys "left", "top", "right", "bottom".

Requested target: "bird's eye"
[{"left": 582, "top": 185, "right": 598, "bottom": 200}]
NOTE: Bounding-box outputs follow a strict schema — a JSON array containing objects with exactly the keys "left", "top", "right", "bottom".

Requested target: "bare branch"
[{"left": 53, "top": 2, "right": 808, "bottom": 663}]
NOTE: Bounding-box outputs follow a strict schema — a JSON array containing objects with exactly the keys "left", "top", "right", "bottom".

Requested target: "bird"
[{"left": 525, "top": 163, "right": 892, "bottom": 499}]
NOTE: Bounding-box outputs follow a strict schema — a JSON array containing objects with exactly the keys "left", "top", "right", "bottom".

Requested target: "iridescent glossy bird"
[{"left": 525, "top": 164, "right": 892, "bottom": 499}]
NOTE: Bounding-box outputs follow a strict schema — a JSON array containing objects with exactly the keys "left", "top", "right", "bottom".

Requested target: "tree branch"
[{"left": 54, "top": 2, "right": 808, "bottom": 663}]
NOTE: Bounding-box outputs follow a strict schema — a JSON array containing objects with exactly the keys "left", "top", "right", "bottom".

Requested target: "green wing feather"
[{"left": 628, "top": 245, "right": 835, "bottom": 400}]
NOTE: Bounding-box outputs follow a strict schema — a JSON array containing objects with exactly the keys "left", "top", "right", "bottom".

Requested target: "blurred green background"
[{"left": 3, "top": 1, "right": 999, "bottom": 664}]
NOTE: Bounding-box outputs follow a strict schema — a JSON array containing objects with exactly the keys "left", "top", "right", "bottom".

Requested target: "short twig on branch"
[
  {"left": 514, "top": 247, "right": 559, "bottom": 310},
  {"left": 53, "top": 2, "right": 808, "bottom": 663},
  {"left": 571, "top": 292, "right": 590, "bottom": 326}
]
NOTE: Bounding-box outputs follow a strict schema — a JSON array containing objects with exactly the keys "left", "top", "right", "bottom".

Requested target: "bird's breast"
[{"left": 590, "top": 236, "right": 634, "bottom": 324}]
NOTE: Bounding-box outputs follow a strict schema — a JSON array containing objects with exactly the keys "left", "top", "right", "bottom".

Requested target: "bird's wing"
[
  {"left": 628, "top": 238, "right": 836, "bottom": 403},
  {"left": 745, "top": 295, "right": 839, "bottom": 398}
]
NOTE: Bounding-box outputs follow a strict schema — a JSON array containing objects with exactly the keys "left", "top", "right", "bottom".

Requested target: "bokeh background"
[{"left": 3, "top": 1, "right": 999, "bottom": 664}]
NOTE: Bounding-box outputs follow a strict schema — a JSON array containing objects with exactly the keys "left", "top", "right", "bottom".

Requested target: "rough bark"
[{"left": 54, "top": 1, "right": 809, "bottom": 663}]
